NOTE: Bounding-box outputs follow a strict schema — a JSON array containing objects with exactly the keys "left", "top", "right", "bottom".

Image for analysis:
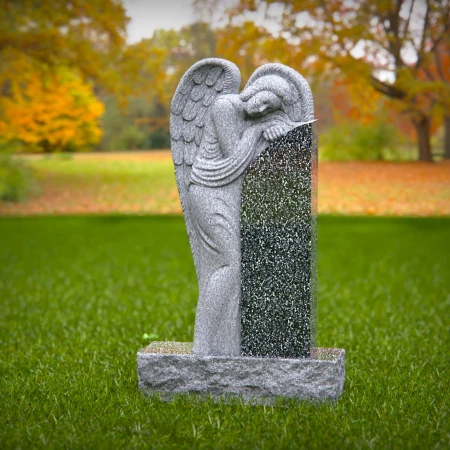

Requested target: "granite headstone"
[{"left": 137, "top": 58, "right": 344, "bottom": 403}]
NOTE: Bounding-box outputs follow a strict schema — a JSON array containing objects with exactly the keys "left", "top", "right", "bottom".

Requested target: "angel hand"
[{"left": 263, "top": 125, "right": 288, "bottom": 143}]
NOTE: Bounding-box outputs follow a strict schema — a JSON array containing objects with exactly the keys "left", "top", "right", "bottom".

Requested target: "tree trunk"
[
  {"left": 414, "top": 115, "right": 433, "bottom": 162},
  {"left": 444, "top": 115, "right": 450, "bottom": 160}
]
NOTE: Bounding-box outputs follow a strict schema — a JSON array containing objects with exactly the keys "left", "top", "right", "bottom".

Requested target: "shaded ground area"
[{"left": 1, "top": 152, "right": 449, "bottom": 216}]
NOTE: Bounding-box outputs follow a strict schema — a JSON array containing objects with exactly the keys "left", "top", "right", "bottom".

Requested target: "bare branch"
[
  {"left": 427, "top": 5, "right": 450, "bottom": 56},
  {"left": 370, "top": 75, "right": 406, "bottom": 99},
  {"left": 379, "top": 0, "right": 406, "bottom": 69},
  {"left": 416, "top": 0, "right": 431, "bottom": 69},
  {"left": 401, "top": 0, "right": 416, "bottom": 40}
]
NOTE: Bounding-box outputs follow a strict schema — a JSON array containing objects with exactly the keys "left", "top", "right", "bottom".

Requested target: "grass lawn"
[
  {"left": 1, "top": 152, "right": 449, "bottom": 216},
  {"left": 1, "top": 215, "right": 449, "bottom": 449},
  {"left": 1, "top": 153, "right": 180, "bottom": 215}
]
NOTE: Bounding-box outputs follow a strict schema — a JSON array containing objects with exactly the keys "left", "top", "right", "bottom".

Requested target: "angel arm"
[
  {"left": 210, "top": 97, "right": 243, "bottom": 159},
  {"left": 191, "top": 100, "right": 284, "bottom": 188},
  {"left": 190, "top": 114, "right": 267, "bottom": 188}
]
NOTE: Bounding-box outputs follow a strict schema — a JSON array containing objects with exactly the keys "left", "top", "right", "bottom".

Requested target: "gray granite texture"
[
  {"left": 241, "top": 123, "right": 317, "bottom": 358},
  {"left": 137, "top": 342, "right": 345, "bottom": 404},
  {"left": 170, "top": 58, "right": 315, "bottom": 357}
]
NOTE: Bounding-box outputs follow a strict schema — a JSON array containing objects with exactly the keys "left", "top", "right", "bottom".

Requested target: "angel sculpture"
[{"left": 170, "top": 58, "right": 314, "bottom": 357}]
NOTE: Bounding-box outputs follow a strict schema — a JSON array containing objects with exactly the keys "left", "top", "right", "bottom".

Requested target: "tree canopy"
[
  {"left": 0, "top": 0, "right": 129, "bottom": 152},
  {"left": 0, "top": 59, "right": 104, "bottom": 152},
  {"left": 0, "top": 0, "right": 128, "bottom": 92},
  {"left": 215, "top": 0, "right": 450, "bottom": 161},
  {"left": 1, "top": 0, "right": 449, "bottom": 160}
]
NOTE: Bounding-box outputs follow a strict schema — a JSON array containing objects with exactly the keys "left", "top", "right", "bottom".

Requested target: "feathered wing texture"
[
  {"left": 170, "top": 59, "right": 241, "bottom": 276},
  {"left": 244, "top": 64, "right": 314, "bottom": 123}
]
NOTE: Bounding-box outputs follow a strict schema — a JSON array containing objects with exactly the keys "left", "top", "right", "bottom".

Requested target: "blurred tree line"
[
  {"left": 0, "top": 0, "right": 449, "bottom": 163},
  {"left": 203, "top": 0, "right": 450, "bottom": 162}
]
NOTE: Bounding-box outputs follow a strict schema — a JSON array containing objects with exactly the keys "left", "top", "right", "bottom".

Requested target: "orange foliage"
[
  {"left": 330, "top": 76, "right": 385, "bottom": 125},
  {"left": 225, "top": 0, "right": 449, "bottom": 160},
  {"left": 415, "top": 40, "right": 450, "bottom": 119},
  {"left": 329, "top": 74, "right": 442, "bottom": 141},
  {"left": 0, "top": 62, "right": 104, "bottom": 152},
  {"left": 318, "top": 161, "right": 450, "bottom": 216}
]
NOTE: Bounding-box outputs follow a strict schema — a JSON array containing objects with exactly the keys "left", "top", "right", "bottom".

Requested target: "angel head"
[{"left": 239, "top": 75, "right": 299, "bottom": 119}]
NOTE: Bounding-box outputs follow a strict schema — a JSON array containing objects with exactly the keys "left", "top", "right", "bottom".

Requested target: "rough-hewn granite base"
[{"left": 137, "top": 342, "right": 345, "bottom": 404}]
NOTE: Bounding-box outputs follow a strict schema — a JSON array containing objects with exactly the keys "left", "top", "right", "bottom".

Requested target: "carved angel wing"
[
  {"left": 170, "top": 59, "right": 240, "bottom": 275},
  {"left": 244, "top": 64, "right": 314, "bottom": 123}
]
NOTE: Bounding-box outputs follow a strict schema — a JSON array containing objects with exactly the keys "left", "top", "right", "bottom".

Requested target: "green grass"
[
  {"left": 5, "top": 154, "right": 180, "bottom": 214},
  {"left": 31, "top": 156, "right": 176, "bottom": 202},
  {"left": 1, "top": 215, "right": 449, "bottom": 449},
  {"left": 30, "top": 155, "right": 173, "bottom": 186}
]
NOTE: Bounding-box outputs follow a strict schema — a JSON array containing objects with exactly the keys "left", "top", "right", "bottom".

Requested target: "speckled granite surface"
[{"left": 137, "top": 342, "right": 345, "bottom": 403}]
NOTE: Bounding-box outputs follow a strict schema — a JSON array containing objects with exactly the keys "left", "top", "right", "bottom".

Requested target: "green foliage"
[
  {"left": 152, "top": 22, "right": 217, "bottom": 73},
  {"left": 1, "top": 216, "right": 449, "bottom": 449},
  {"left": 99, "top": 95, "right": 170, "bottom": 151},
  {"left": 103, "top": 123, "right": 169, "bottom": 151},
  {"left": 148, "top": 129, "right": 171, "bottom": 149},
  {"left": 0, "top": 154, "right": 34, "bottom": 201},
  {"left": 116, "top": 125, "right": 147, "bottom": 151},
  {"left": 99, "top": 23, "right": 218, "bottom": 152},
  {"left": 320, "top": 121, "right": 403, "bottom": 161}
]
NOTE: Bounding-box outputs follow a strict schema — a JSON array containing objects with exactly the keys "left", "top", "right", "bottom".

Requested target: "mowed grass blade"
[{"left": 0, "top": 216, "right": 449, "bottom": 449}]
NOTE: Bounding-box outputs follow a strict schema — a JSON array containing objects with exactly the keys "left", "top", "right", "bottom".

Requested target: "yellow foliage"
[
  {"left": 0, "top": 63, "right": 104, "bottom": 152},
  {"left": 331, "top": 75, "right": 387, "bottom": 125},
  {"left": 0, "top": 0, "right": 128, "bottom": 98}
]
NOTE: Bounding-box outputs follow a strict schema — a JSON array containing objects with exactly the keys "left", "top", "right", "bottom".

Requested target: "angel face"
[{"left": 244, "top": 91, "right": 282, "bottom": 118}]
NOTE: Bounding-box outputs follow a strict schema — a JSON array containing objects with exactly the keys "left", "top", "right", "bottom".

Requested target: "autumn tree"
[
  {"left": 0, "top": 0, "right": 128, "bottom": 94},
  {"left": 419, "top": 37, "right": 450, "bottom": 159},
  {"left": 215, "top": 21, "right": 293, "bottom": 85},
  {"left": 118, "top": 22, "right": 219, "bottom": 145},
  {"left": 0, "top": 0, "right": 132, "bottom": 155},
  {"left": 151, "top": 22, "right": 218, "bottom": 104},
  {"left": 201, "top": 0, "right": 450, "bottom": 161},
  {"left": 0, "top": 59, "right": 104, "bottom": 152}
]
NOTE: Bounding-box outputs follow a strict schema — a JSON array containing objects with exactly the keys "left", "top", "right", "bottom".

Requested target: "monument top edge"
[{"left": 138, "top": 342, "right": 344, "bottom": 362}]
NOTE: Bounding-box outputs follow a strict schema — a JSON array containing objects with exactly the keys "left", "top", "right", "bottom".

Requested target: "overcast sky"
[
  {"left": 122, "top": 0, "right": 273, "bottom": 43},
  {"left": 123, "top": 0, "right": 197, "bottom": 43}
]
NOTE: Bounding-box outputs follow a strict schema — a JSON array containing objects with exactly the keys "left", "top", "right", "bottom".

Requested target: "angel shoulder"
[
  {"left": 210, "top": 95, "right": 244, "bottom": 144},
  {"left": 208, "top": 96, "right": 244, "bottom": 159}
]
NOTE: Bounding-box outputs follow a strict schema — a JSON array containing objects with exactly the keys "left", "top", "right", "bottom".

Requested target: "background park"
[{"left": 0, "top": 0, "right": 449, "bottom": 448}]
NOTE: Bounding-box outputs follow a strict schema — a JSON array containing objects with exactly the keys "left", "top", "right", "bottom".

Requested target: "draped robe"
[{"left": 188, "top": 95, "right": 290, "bottom": 356}]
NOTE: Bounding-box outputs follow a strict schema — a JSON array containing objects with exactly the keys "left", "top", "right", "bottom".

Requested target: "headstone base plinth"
[{"left": 137, "top": 342, "right": 345, "bottom": 404}]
